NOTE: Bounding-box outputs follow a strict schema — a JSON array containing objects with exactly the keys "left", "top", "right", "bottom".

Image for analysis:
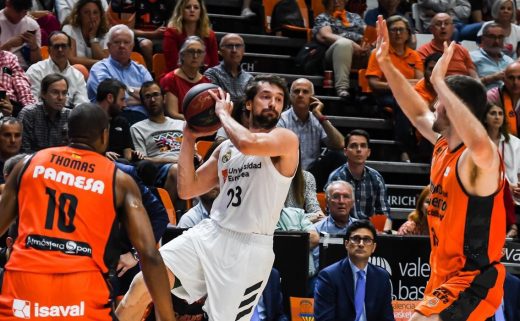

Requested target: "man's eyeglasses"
[
  {"left": 432, "top": 21, "right": 453, "bottom": 28},
  {"left": 483, "top": 34, "right": 505, "bottom": 41},
  {"left": 349, "top": 236, "right": 374, "bottom": 245},
  {"left": 50, "top": 43, "right": 70, "bottom": 50},
  {"left": 221, "top": 44, "right": 244, "bottom": 50},
  {"left": 389, "top": 27, "right": 407, "bottom": 34},
  {"left": 184, "top": 49, "right": 205, "bottom": 57},
  {"left": 143, "top": 92, "right": 162, "bottom": 100}
]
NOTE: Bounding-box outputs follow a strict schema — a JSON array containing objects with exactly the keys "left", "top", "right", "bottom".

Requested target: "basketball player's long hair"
[{"left": 168, "top": 0, "right": 212, "bottom": 38}]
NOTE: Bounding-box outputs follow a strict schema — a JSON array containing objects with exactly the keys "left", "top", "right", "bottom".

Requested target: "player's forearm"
[
  {"left": 177, "top": 133, "right": 197, "bottom": 199},
  {"left": 219, "top": 109, "right": 257, "bottom": 153}
]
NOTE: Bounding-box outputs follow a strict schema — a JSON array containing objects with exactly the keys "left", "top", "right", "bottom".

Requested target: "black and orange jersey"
[
  {"left": 416, "top": 138, "right": 506, "bottom": 321},
  {"left": 6, "top": 146, "right": 120, "bottom": 275}
]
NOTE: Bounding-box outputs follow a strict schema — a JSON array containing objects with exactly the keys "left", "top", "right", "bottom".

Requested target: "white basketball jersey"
[{"left": 211, "top": 140, "right": 294, "bottom": 235}]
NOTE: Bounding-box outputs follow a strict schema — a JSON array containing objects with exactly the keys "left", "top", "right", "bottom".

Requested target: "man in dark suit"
[{"left": 314, "top": 219, "right": 395, "bottom": 321}]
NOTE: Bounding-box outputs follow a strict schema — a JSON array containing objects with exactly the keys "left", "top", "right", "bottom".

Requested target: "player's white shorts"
[{"left": 160, "top": 218, "right": 274, "bottom": 321}]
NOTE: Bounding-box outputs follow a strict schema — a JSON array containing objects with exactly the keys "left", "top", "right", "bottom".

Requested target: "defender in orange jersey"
[
  {"left": 375, "top": 16, "right": 506, "bottom": 321},
  {"left": 0, "top": 103, "right": 174, "bottom": 321}
]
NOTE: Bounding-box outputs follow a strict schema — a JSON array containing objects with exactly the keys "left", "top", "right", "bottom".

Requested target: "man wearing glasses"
[
  {"left": 204, "top": 33, "right": 253, "bottom": 106},
  {"left": 17, "top": 73, "right": 70, "bottom": 153},
  {"left": 470, "top": 23, "right": 514, "bottom": 90},
  {"left": 417, "top": 13, "right": 478, "bottom": 79},
  {"left": 314, "top": 219, "right": 394, "bottom": 321},
  {"left": 26, "top": 31, "right": 89, "bottom": 108}
]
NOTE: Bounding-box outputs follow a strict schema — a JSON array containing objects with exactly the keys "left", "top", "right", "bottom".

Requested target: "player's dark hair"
[
  {"left": 245, "top": 74, "right": 289, "bottom": 109},
  {"left": 68, "top": 103, "right": 109, "bottom": 143},
  {"left": 139, "top": 81, "right": 163, "bottom": 103},
  {"left": 345, "top": 219, "right": 377, "bottom": 243},
  {"left": 41, "top": 73, "right": 69, "bottom": 95},
  {"left": 96, "top": 79, "right": 126, "bottom": 102},
  {"left": 345, "top": 129, "right": 370, "bottom": 146},
  {"left": 445, "top": 75, "right": 488, "bottom": 124}
]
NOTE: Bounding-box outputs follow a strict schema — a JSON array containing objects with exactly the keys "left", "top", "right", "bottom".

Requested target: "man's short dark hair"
[
  {"left": 345, "top": 219, "right": 377, "bottom": 243},
  {"left": 139, "top": 81, "right": 163, "bottom": 103},
  {"left": 445, "top": 75, "right": 488, "bottom": 124},
  {"left": 41, "top": 73, "right": 69, "bottom": 94},
  {"left": 68, "top": 103, "right": 109, "bottom": 143},
  {"left": 9, "top": 0, "right": 32, "bottom": 11},
  {"left": 345, "top": 129, "right": 370, "bottom": 146},
  {"left": 245, "top": 74, "right": 289, "bottom": 109},
  {"left": 424, "top": 52, "right": 442, "bottom": 68},
  {"left": 482, "top": 22, "right": 502, "bottom": 36},
  {"left": 96, "top": 79, "right": 126, "bottom": 102},
  {"left": 0, "top": 117, "right": 22, "bottom": 130},
  {"left": 48, "top": 31, "right": 72, "bottom": 47}
]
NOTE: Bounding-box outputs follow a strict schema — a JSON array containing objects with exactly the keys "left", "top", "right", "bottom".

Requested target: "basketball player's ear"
[
  {"left": 107, "top": 93, "right": 114, "bottom": 104},
  {"left": 245, "top": 101, "right": 252, "bottom": 111}
]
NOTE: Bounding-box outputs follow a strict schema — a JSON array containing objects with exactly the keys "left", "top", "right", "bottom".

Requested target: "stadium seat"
[
  {"left": 72, "top": 64, "right": 89, "bottom": 81},
  {"left": 157, "top": 187, "right": 177, "bottom": 225},
  {"left": 196, "top": 140, "right": 213, "bottom": 159},
  {"left": 152, "top": 53, "right": 166, "bottom": 79},
  {"left": 369, "top": 214, "right": 387, "bottom": 232},
  {"left": 358, "top": 69, "right": 370, "bottom": 93},
  {"left": 317, "top": 192, "right": 327, "bottom": 213},
  {"left": 311, "top": 0, "right": 326, "bottom": 18},
  {"left": 41, "top": 46, "right": 49, "bottom": 59},
  {"left": 130, "top": 51, "right": 146, "bottom": 67},
  {"left": 290, "top": 297, "right": 314, "bottom": 321}
]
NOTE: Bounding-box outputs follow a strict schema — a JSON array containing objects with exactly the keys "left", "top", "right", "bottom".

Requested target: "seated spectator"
[
  {"left": 163, "top": 0, "right": 218, "bottom": 73},
  {"left": 178, "top": 187, "right": 219, "bottom": 228},
  {"left": 62, "top": 0, "right": 109, "bottom": 69},
  {"left": 471, "top": 23, "right": 514, "bottom": 89},
  {"left": 204, "top": 33, "right": 253, "bottom": 106},
  {"left": 27, "top": 3, "right": 60, "bottom": 47},
  {"left": 0, "top": 49, "right": 36, "bottom": 114},
  {"left": 312, "top": 0, "right": 370, "bottom": 98},
  {"left": 487, "top": 61, "right": 520, "bottom": 136},
  {"left": 366, "top": 15, "right": 424, "bottom": 163},
  {"left": 483, "top": 103, "right": 519, "bottom": 238},
  {"left": 55, "top": 0, "right": 108, "bottom": 24},
  {"left": 0, "top": 0, "right": 41, "bottom": 69},
  {"left": 18, "top": 73, "right": 70, "bottom": 153},
  {"left": 160, "top": 36, "right": 211, "bottom": 120},
  {"left": 0, "top": 117, "right": 21, "bottom": 184},
  {"left": 477, "top": 0, "right": 520, "bottom": 58},
  {"left": 277, "top": 78, "right": 345, "bottom": 190},
  {"left": 130, "top": 81, "right": 184, "bottom": 204},
  {"left": 417, "top": 13, "right": 478, "bottom": 78},
  {"left": 87, "top": 24, "right": 153, "bottom": 125},
  {"left": 327, "top": 130, "right": 392, "bottom": 230},
  {"left": 415, "top": 52, "right": 442, "bottom": 109},
  {"left": 26, "top": 31, "right": 89, "bottom": 108},
  {"left": 397, "top": 186, "right": 430, "bottom": 235},
  {"left": 0, "top": 153, "right": 25, "bottom": 194},
  {"left": 314, "top": 220, "right": 394, "bottom": 321}
]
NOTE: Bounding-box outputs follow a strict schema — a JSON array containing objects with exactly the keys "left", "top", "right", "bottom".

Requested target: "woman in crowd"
[
  {"left": 397, "top": 186, "right": 430, "bottom": 236},
  {"left": 366, "top": 15, "right": 423, "bottom": 162},
  {"left": 163, "top": 0, "right": 218, "bottom": 73},
  {"left": 478, "top": 0, "right": 520, "bottom": 58},
  {"left": 62, "top": 0, "right": 109, "bottom": 69},
  {"left": 483, "top": 103, "right": 519, "bottom": 238},
  {"left": 312, "top": 0, "right": 369, "bottom": 98},
  {"left": 160, "top": 36, "right": 211, "bottom": 120}
]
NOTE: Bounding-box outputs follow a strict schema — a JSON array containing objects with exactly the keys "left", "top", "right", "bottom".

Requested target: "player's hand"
[
  {"left": 117, "top": 252, "right": 139, "bottom": 277},
  {"left": 431, "top": 41, "right": 455, "bottom": 85},
  {"left": 375, "top": 16, "right": 391, "bottom": 67},
  {"left": 209, "top": 87, "right": 233, "bottom": 119},
  {"left": 182, "top": 122, "right": 217, "bottom": 140},
  {"left": 105, "top": 151, "right": 120, "bottom": 161}
]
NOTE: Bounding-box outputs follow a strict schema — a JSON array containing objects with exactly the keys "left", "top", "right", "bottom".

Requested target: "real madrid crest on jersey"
[{"left": 222, "top": 149, "right": 232, "bottom": 164}]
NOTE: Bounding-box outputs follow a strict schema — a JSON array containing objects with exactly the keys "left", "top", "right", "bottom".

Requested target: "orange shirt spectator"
[
  {"left": 417, "top": 42, "right": 475, "bottom": 76},
  {"left": 415, "top": 78, "right": 436, "bottom": 108},
  {"left": 366, "top": 46, "right": 424, "bottom": 85}
]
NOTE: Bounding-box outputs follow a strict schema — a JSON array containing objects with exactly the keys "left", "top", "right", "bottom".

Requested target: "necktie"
[{"left": 354, "top": 270, "right": 366, "bottom": 321}]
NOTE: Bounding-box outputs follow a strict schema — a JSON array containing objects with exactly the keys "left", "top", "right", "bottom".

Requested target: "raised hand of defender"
[
  {"left": 431, "top": 41, "right": 456, "bottom": 85},
  {"left": 375, "top": 15, "right": 391, "bottom": 66}
]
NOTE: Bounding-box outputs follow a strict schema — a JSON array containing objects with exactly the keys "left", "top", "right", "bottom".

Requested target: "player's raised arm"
[
  {"left": 375, "top": 16, "right": 438, "bottom": 144},
  {"left": 0, "top": 160, "right": 24, "bottom": 236}
]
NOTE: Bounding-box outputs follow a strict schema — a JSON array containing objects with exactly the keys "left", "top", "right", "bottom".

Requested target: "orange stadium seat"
[
  {"left": 290, "top": 297, "right": 314, "bottom": 321},
  {"left": 369, "top": 214, "right": 386, "bottom": 232},
  {"left": 156, "top": 187, "right": 176, "bottom": 225},
  {"left": 130, "top": 51, "right": 146, "bottom": 67},
  {"left": 40, "top": 46, "right": 49, "bottom": 59},
  {"left": 358, "top": 69, "right": 370, "bottom": 93},
  {"left": 317, "top": 192, "right": 327, "bottom": 213},
  {"left": 152, "top": 53, "right": 166, "bottom": 79},
  {"left": 196, "top": 140, "right": 213, "bottom": 159}
]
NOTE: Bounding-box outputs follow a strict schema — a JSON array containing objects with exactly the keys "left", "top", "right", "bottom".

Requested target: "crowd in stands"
[{"left": 1, "top": 0, "right": 520, "bottom": 319}]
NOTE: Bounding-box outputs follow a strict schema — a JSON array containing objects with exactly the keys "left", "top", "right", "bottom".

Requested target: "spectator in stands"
[
  {"left": 26, "top": 31, "right": 88, "bottom": 108},
  {"left": 483, "top": 103, "right": 519, "bottom": 238},
  {"left": 397, "top": 186, "right": 430, "bottom": 235},
  {"left": 96, "top": 78, "right": 143, "bottom": 163},
  {"left": 204, "top": 33, "right": 253, "bottom": 106},
  {"left": 160, "top": 36, "right": 211, "bottom": 120},
  {"left": 471, "top": 23, "right": 514, "bottom": 89},
  {"left": 55, "top": 0, "right": 108, "bottom": 24},
  {"left": 417, "top": 13, "right": 478, "bottom": 78},
  {"left": 487, "top": 61, "right": 520, "bottom": 136},
  {"left": 0, "top": 49, "right": 36, "bottom": 114},
  {"left": 130, "top": 81, "right": 183, "bottom": 204},
  {"left": 163, "top": 0, "right": 218, "bottom": 73},
  {"left": 327, "top": 129, "right": 392, "bottom": 230},
  {"left": 312, "top": 180, "right": 356, "bottom": 271},
  {"left": 312, "top": 0, "right": 369, "bottom": 98},
  {"left": 477, "top": 0, "right": 520, "bottom": 58},
  {"left": 62, "top": 0, "right": 110, "bottom": 69},
  {"left": 178, "top": 187, "right": 219, "bottom": 228},
  {"left": 0, "top": 0, "right": 41, "bottom": 69},
  {"left": 314, "top": 219, "right": 394, "bottom": 321},
  {"left": 278, "top": 78, "right": 346, "bottom": 190},
  {"left": 415, "top": 52, "right": 442, "bottom": 109},
  {"left": 366, "top": 15, "right": 424, "bottom": 163},
  {"left": 18, "top": 73, "right": 70, "bottom": 153},
  {"left": 0, "top": 117, "right": 21, "bottom": 184},
  {"left": 87, "top": 24, "right": 153, "bottom": 125}
]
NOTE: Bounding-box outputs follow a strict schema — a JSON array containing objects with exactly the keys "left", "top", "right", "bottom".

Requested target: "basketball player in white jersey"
[{"left": 116, "top": 74, "right": 299, "bottom": 321}]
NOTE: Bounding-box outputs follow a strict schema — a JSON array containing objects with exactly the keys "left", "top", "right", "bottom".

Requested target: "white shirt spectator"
[
  {"left": 0, "top": 9, "right": 41, "bottom": 69},
  {"left": 62, "top": 24, "right": 107, "bottom": 58},
  {"left": 55, "top": 0, "right": 108, "bottom": 24}
]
